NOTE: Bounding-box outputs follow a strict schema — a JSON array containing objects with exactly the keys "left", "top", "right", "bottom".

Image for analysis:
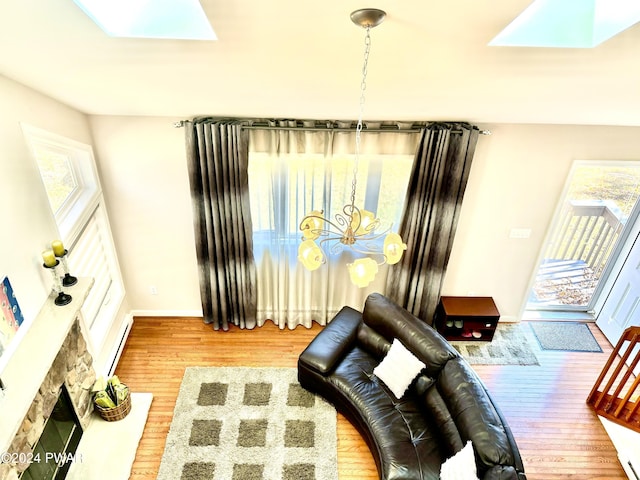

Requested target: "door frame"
[{"left": 593, "top": 207, "right": 640, "bottom": 319}]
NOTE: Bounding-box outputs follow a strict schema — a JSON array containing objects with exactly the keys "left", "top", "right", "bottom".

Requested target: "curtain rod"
[
  {"left": 173, "top": 120, "right": 491, "bottom": 135},
  {"left": 243, "top": 125, "right": 492, "bottom": 135},
  {"left": 242, "top": 125, "right": 422, "bottom": 133}
]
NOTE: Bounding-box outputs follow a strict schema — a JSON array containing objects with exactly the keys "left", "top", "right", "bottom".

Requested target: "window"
[
  {"left": 489, "top": 0, "right": 640, "bottom": 48},
  {"left": 23, "top": 124, "right": 100, "bottom": 244},
  {"left": 31, "top": 146, "right": 79, "bottom": 214},
  {"left": 247, "top": 127, "right": 419, "bottom": 327},
  {"left": 22, "top": 125, "right": 124, "bottom": 352},
  {"left": 248, "top": 132, "right": 417, "bottom": 251},
  {"left": 73, "top": 0, "right": 217, "bottom": 40}
]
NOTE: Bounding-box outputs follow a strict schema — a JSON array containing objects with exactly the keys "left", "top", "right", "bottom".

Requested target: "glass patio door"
[{"left": 526, "top": 161, "right": 640, "bottom": 312}]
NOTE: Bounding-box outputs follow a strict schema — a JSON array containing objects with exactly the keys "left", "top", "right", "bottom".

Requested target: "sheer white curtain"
[{"left": 248, "top": 120, "right": 419, "bottom": 329}]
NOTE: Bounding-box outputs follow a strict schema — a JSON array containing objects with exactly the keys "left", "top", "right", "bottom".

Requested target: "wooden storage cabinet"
[{"left": 434, "top": 296, "right": 500, "bottom": 342}]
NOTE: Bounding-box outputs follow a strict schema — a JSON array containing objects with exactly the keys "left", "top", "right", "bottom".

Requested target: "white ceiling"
[{"left": 2, "top": 0, "right": 640, "bottom": 126}]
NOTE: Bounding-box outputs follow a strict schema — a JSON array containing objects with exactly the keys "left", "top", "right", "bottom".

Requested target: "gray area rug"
[
  {"left": 530, "top": 321, "right": 603, "bottom": 352},
  {"left": 451, "top": 323, "right": 539, "bottom": 365},
  {"left": 157, "top": 367, "right": 338, "bottom": 480}
]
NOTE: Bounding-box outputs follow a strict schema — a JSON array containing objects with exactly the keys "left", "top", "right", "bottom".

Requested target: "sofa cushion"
[
  {"left": 438, "top": 357, "right": 515, "bottom": 472},
  {"left": 482, "top": 465, "right": 520, "bottom": 480},
  {"left": 440, "top": 441, "right": 479, "bottom": 480},
  {"left": 420, "top": 383, "right": 465, "bottom": 455},
  {"left": 357, "top": 323, "right": 391, "bottom": 358},
  {"left": 363, "top": 293, "right": 459, "bottom": 376},
  {"left": 373, "top": 338, "right": 426, "bottom": 399}
]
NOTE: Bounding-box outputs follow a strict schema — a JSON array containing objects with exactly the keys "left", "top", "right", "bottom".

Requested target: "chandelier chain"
[
  {"left": 297, "top": 10, "right": 405, "bottom": 287},
  {"left": 350, "top": 26, "right": 372, "bottom": 212}
]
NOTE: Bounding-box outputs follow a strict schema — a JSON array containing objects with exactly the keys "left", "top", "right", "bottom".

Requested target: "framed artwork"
[{"left": 0, "top": 277, "right": 23, "bottom": 358}]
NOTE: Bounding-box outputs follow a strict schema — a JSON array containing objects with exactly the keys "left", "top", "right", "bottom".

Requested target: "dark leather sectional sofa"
[{"left": 298, "top": 293, "right": 527, "bottom": 480}]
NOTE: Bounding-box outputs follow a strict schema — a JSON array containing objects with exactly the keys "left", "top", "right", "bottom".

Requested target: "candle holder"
[
  {"left": 43, "top": 261, "right": 73, "bottom": 306},
  {"left": 55, "top": 249, "right": 78, "bottom": 287}
]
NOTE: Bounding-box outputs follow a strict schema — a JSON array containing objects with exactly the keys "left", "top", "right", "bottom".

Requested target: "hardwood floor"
[{"left": 115, "top": 318, "right": 626, "bottom": 480}]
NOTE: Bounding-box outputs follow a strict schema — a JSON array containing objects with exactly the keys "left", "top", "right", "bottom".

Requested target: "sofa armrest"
[{"left": 298, "top": 306, "right": 362, "bottom": 375}]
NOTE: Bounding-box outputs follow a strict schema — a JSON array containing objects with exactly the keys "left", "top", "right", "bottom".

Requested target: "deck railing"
[
  {"left": 587, "top": 326, "right": 640, "bottom": 433},
  {"left": 544, "top": 200, "right": 624, "bottom": 275}
]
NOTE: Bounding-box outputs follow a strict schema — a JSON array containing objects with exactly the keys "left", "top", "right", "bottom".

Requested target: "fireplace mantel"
[{"left": 0, "top": 278, "right": 93, "bottom": 452}]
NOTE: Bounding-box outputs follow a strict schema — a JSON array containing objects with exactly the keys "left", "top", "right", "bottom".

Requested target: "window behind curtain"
[
  {"left": 249, "top": 151, "right": 413, "bottom": 243},
  {"left": 247, "top": 126, "right": 419, "bottom": 328}
]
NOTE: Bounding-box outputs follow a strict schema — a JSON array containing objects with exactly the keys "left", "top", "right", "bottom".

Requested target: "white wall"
[
  {"left": 444, "top": 123, "right": 640, "bottom": 320},
  {"left": 88, "top": 116, "right": 201, "bottom": 315},
  {"left": 0, "top": 74, "right": 130, "bottom": 375},
  {"left": 0, "top": 74, "right": 94, "bottom": 320}
]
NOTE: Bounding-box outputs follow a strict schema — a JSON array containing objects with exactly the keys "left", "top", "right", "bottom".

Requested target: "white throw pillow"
[
  {"left": 440, "top": 441, "right": 479, "bottom": 480},
  {"left": 373, "top": 338, "right": 426, "bottom": 399}
]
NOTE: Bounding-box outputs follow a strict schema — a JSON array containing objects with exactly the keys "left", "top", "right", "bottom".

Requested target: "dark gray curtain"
[
  {"left": 385, "top": 122, "right": 479, "bottom": 325},
  {"left": 185, "top": 118, "right": 257, "bottom": 330}
]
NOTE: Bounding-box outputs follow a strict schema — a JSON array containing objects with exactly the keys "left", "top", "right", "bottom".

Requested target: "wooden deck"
[
  {"left": 528, "top": 199, "right": 624, "bottom": 310},
  {"left": 115, "top": 317, "right": 626, "bottom": 480},
  {"left": 528, "top": 259, "right": 598, "bottom": 308}
]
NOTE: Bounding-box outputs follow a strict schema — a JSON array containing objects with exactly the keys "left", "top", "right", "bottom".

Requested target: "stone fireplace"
[
  {"left": 21, "top": 384, "right": 83, "bottom": 480},
  {"left": 0, "top": 279, "right": 95, "bottom": 480}
]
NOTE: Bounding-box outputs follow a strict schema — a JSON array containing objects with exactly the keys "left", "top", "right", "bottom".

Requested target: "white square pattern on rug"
[{"left": 157, "top": 366, "right": 338, "bottom": 480}]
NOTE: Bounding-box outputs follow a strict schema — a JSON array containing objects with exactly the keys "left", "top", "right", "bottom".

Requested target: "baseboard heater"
[
  {"left": 627, "top": 460, "right": 640, "bottom": 480},
  {"left": 106, "top": 315, "right": 133, "bottom": 377}
]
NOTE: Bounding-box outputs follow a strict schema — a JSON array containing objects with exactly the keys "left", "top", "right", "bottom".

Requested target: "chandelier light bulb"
[
  {"left": 301, "top": 210, "right": 323, "bottom": 240},
  {"left": 351, "top": 209, "right": 376, "bottom": 235},
  {"left": 383, "top": 233, "right": 407, "bottom": 265},
  {"left": 348, "top": 258, "right": 379, "bottom": 288},
  {"left": 298, "top": 239, "right": 324, "bottom": 270}
]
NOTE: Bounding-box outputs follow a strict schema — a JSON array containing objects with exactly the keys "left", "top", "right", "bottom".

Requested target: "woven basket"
[{"left": 95, "top": 392, "right": 132, "bottom": 422}]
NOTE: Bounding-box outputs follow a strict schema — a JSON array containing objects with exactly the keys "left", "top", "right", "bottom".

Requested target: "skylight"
[
  {"left": 73, "top": 0, "right": 217, "bottom": 40},
  {"left": 489, "top": 0, "right": 640, "bottom": 48}
]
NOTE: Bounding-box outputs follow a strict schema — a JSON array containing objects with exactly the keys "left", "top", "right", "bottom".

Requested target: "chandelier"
[{"left": 297, "top": 8, "right": 407, "bottom": 288}]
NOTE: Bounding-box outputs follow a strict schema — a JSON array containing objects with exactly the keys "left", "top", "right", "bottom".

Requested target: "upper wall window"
[
  {"left": 21, "top": 124, "right": 101, "bottom": 245},
  {"left": 32, "top": 145, "right": 80, "bottom": 215}
]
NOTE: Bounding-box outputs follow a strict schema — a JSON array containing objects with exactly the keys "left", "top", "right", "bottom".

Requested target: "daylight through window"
[
  {"left": 248, "top": 151, "right": 414, "bottom": 253},
  {"left": 33, "top": 146, "right": 80, "bottom": 215}
]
